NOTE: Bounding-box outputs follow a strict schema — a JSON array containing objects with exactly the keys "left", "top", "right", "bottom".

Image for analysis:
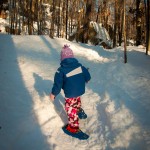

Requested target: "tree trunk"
[
  {"left": 11, "top": 0, "right": 16, "bottom": 34},
  {"left": 28, "top": 0, "right": 33, "bottom": 35},
  {"left": 146, "top": 0, "right": 150, "bottom": 54},
  {"left": 113, "top": 0, "right": 117, "bottom": 47},
  {"left": 36, "top": 0, "right": 40, "bottom": 35},
  {"left": 96, "top": 5, "right": 100, "bottom": 23},
  {"left": 50, "top": 0, "right": 55, "bottom": 38},
  {"left": 57, "top": 0, "right": 61, "bottom": 38},
  {"left": 136, "top": 0, "right": 141, "bottom": 46},
  {"left": 65, "top": 0, "right": 68, "bottom": 39},
  {"left": 9, "top": 0, "right": 12, "bottom": 34},
  {"left": 82, "top": 0, "right": 92, "bottom": 43},
  {"left": 103, "top": 0, "right": 108, "bottom": 30},
  {"left": 123, "top": 0, "right": 127, "bottom": 63},
  {"left": 61, "top": 0, "right": 65, "bottom": 38},
  {"left": 118, "top": 1, "right": 123, "bottom": 46}
]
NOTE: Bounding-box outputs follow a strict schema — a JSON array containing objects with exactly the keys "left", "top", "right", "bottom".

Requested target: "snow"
[
  {"left": 0, "top": 18, "right": 8, "bottom": 33},
  {"left": 90, "top": 21, "right": 112, "bottom": 47},
  {"left": 0, "top": 34, "right": 150, "bottom": 150}
]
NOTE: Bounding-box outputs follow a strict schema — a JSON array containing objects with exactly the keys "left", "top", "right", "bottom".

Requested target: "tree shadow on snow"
[
  {"left": 33, "top": 73, "right": 68, "bottom": 125},
  {"left": 0, "top": 35, "right": 53, "bottom": 150}
]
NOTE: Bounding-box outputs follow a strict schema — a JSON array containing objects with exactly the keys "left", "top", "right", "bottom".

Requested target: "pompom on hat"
[{"left": 61, "top": 44, "right": 74, "bottom": 61}]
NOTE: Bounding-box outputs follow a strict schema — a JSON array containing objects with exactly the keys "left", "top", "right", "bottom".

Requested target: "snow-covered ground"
[{"left": 0, "top": 35, "right": 150, "bottom": 150}]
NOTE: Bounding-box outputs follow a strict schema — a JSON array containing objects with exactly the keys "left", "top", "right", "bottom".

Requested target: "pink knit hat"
[{"left": 61, "top": 44, "right": 74, "bottom": 61}]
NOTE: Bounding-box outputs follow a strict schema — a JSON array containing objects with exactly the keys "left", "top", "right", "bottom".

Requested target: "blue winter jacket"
[{"left": 51, "top": 58, "right": 91, "bottom": 98}]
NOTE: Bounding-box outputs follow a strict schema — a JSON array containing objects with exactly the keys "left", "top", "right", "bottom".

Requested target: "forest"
[
  {"left": 0, "top": 0, "right": 150, "bottom": 53},
  {"left": 0, "top": 1, "right": 150, "bottom": 149}
]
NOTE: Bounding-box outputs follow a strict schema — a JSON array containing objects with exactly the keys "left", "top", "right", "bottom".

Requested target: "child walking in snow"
[{"left": 50, "top": 45, "right": 91, "bottom": 140}]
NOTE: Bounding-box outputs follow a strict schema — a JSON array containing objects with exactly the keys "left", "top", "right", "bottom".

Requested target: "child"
[{"left": 50, "top": 45, "right": 91, "bottom": 140}]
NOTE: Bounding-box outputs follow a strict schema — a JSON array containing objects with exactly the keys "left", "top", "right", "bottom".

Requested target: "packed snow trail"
[{"left": 0, "top": 35, "right": 150, "bottom": 150}]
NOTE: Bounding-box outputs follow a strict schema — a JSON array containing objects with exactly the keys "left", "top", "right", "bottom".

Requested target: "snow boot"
[
  {"left": 62, "top": 125, "right": 89, "bottom": 140},
  {"left": 78, "top": 108, "right": 87, "bottom": 119}
]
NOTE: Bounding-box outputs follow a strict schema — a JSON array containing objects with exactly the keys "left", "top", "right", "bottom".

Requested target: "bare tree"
[
  {"left": 145, "top": 0, "right": 150, "bottom": 54},
  {"left": 136, "top": 0, "right": 142, "bottom": 46},
  {"left": 123, "top": 0, "right": 127, "bottom": 63},
  {"left": 28, "top": 0, "right": 33, "bottom": 35},
  {"left": 6, "top": 0, "right": 147, "bottom": 50},
  {"left": 113, "top": 0, "right": 118, "bottom": 47},
  {"left": 118, "top": 1, "right": 124, "bottom": 46},
  {"left": 56, "top": 0, "right": 61, "bottom": 37},
  {"left": 82, "top": 0, "right": 92, "bottom": 43},
  {"left": 65, "top": 0, "right": 69, "bottom": 39},
  {"left": 50, "top": 0, "right": 55, "bottom": 38}
]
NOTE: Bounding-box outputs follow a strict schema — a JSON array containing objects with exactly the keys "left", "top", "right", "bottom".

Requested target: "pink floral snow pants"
[{"left": 65, "top": 97, "right": 81, "bottom": 130}]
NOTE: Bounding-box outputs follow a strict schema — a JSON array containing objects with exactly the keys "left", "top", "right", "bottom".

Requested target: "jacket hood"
[{"left": 60, "top": 58, "right": 79, "bottom": 68}]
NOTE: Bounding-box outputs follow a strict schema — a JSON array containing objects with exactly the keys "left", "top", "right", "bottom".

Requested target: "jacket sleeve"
[
  {"left": 82, "top": 66, "right": 91, "bottom": 82},
  {"left": 51, "top": 68, "right": 64, "bottom": 96}
]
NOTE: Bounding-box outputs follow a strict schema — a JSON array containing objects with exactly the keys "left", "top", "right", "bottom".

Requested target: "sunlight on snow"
[
  {"left": 71, "top": 45, "right": 110, "bottom": 63},
  {"left": 103, "top": 92, "right": 141, "bottom": 149},
  {"left": 17, "top": 52, "right": 63, "bottom": 144}
]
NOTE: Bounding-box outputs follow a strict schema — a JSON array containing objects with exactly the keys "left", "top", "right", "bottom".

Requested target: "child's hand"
[{"left": 50, "top": 93, "right": 55, "bottom": 101}]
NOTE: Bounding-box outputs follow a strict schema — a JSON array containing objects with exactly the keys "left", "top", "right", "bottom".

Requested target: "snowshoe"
[
  {"left": 62, "top": 125, "right": 89, "bottom": 140},
  {"left": 78, "top": 108, "right": 87, "bottom": 119}
]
